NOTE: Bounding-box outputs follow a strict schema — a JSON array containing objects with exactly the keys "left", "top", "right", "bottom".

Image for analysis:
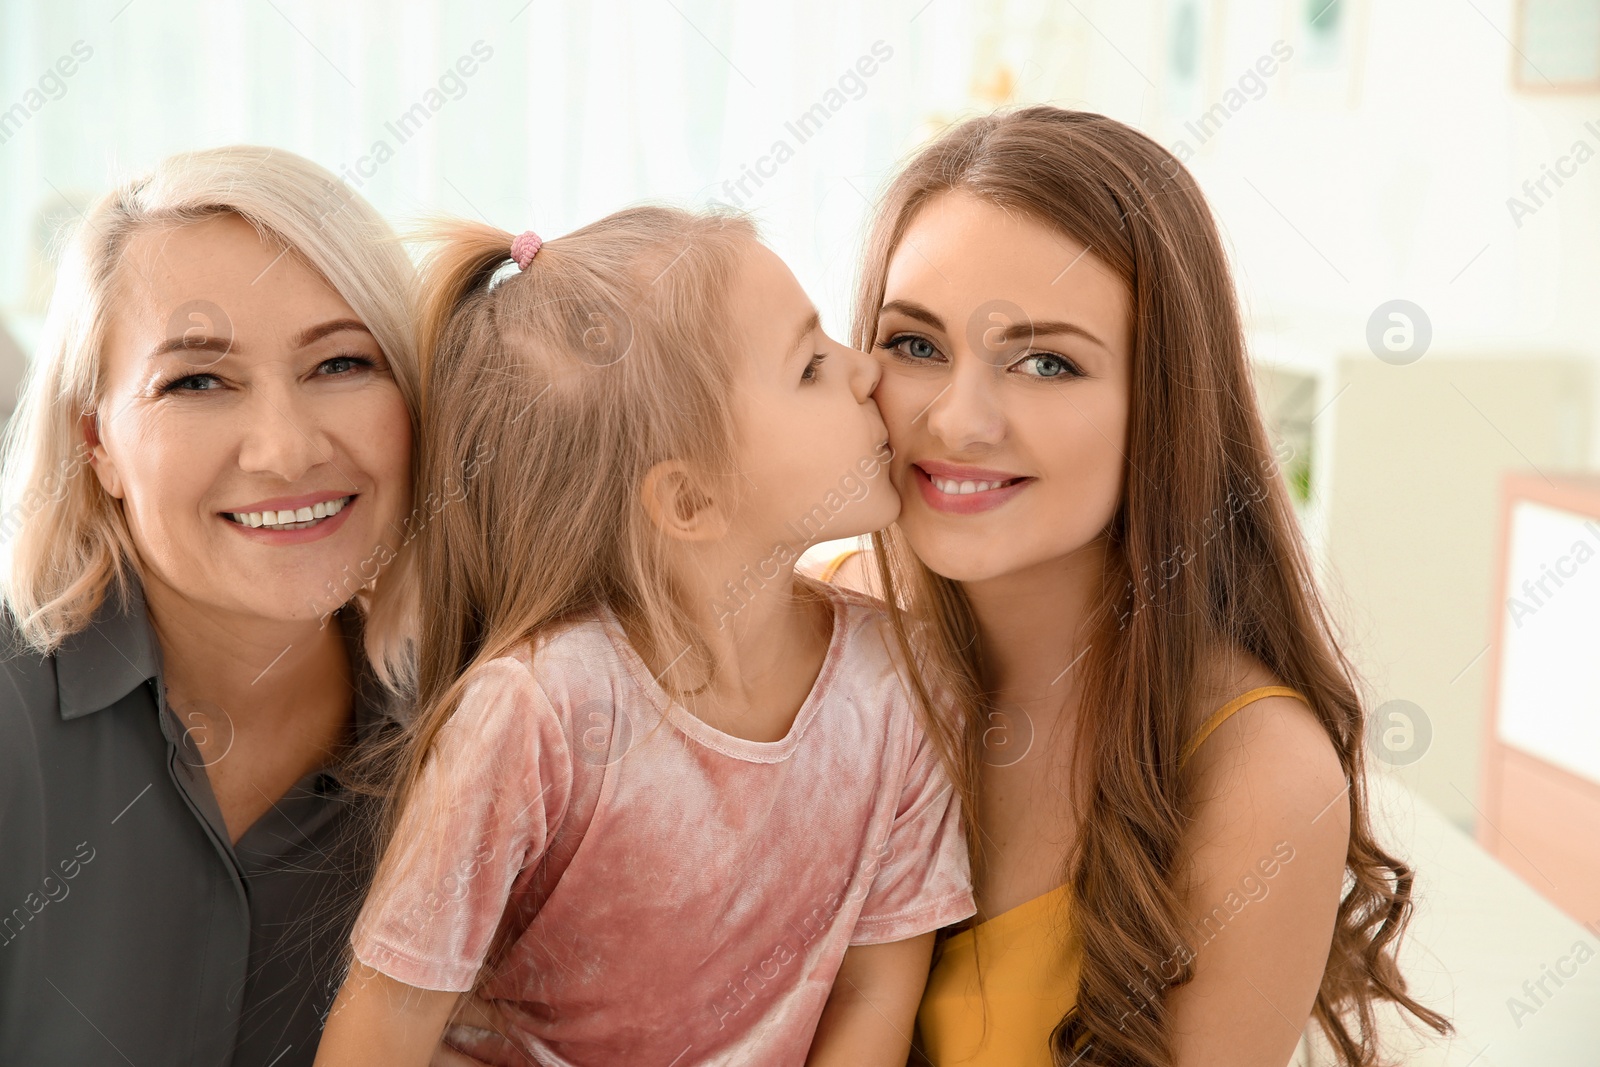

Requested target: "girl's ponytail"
[{"left": 414, "top": 220, "right": 518, "bottom": 387}]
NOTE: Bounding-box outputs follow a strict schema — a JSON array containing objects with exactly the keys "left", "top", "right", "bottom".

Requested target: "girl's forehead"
[{"left": 727, "top": 243, "right": 814, "bottom": 344}]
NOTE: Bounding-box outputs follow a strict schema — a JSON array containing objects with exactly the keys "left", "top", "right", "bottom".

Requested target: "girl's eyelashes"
[
  {"left": 801, "top": 352, "right": 826, "bottom": 382},
  {"left": 153, "top": 352, "right": 378, "bottom": 396}
]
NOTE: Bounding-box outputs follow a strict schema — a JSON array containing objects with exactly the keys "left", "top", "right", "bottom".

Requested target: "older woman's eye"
[
  {"left": 319, "top": 354, "right": 376, "bottom": 376},
  {"left": 157, "top": 373, "right": 223, "bottom": 394},
  {"left": 879, "top": 334, "right": 942, "bottom": 363}
]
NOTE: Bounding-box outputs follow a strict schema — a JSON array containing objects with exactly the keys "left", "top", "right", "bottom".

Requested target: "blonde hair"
[
  {"left": 371, "top": 204, "right": 755, "bottom": 847},
  {"left": 0, "top": 145, "right": 421, "bottom": 674}
]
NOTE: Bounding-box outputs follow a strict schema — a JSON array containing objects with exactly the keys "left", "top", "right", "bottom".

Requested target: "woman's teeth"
[
  {"left": 928, "top": 475, "right": 1016, "bottom": 495},
  {"left": 227, "top": 495, "right": 352, "bottom": 530}
]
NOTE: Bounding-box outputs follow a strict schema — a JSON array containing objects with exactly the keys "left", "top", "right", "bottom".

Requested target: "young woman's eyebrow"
[
  {"left": 880, "top": 301, "right": 1106, "bottom": 351},
  {"left": 1000, "top": 319, "right": 1109, "bottom": 351},
  {"left": 878, "top": 299, "right": 944, "bottom": 332}
]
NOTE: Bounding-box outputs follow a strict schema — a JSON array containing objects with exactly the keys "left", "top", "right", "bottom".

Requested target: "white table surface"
[{"left": 1309, "top": 768, "right": 1600, "bottom": 1065}]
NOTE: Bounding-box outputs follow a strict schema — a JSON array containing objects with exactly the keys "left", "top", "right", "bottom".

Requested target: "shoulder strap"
[
  {"left": 1179, "top": 685, "right": 1308, "bottom": 769},
  {"left": 818, "top": 547, "right": 865, "bottom": 583}
]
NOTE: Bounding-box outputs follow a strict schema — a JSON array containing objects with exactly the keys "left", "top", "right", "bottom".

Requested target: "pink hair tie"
[{"left": 510, "top": 230, "right": 543, "bottom": 270}]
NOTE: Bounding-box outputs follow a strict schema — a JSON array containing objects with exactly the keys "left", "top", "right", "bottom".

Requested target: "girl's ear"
[{"left": 640, "top": 460, "right": 727, "bottom": 542}]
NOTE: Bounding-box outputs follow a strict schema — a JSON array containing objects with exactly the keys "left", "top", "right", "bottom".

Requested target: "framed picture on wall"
[
  {"left": 1514, "top": 0, "right": 1600, "bottom": 92},
  {"left": 1279, "top": 0, "right": 1370, "bottom": 108},
  {"left": 1479, "top": 473, "right": 1600, "bottom": 924}
]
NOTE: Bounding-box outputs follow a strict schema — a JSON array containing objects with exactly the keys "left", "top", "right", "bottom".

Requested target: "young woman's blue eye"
[
  {"left": 1014, "top": 353, "right": 1083, "bottom": 379},
  {"left": 879, "top": 334, "right": 941, "bottom": 363}
]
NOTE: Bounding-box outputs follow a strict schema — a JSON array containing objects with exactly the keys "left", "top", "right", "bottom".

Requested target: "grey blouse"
[{"left": 0, "top": 574, "right": 405, "bottom": 1066}]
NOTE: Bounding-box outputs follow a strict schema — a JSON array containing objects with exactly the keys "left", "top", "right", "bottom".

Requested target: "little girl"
[{"left": 313, "top": 207, "right": 974, "bottom": 1067}]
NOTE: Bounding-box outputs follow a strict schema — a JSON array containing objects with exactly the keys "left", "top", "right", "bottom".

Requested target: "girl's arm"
[
  {"left": 314, "top": 964, "right": 463, "bottom": 1067},
  {"left": 1165, "top": 692, "right": 1351, "bottom": 1066},
  {"left": 806, "top": 932, "right": 935, "bottom": 1066},
  {"left": 322, "top": 656, "right": 567, "bottom": 1067}
]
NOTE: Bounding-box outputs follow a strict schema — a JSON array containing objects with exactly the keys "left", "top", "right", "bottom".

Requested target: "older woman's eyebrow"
[
  {"left": 147, "top": 318, "right": 373, "bottom": 362},
  {"left": 148, "top": 334, "right": 233, "bottom": 360},
  {"left": 293, "top": 318, "right": 372, "bottom": 349}
]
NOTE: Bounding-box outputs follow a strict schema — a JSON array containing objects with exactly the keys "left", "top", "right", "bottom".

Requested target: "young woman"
[
  {"left": 0, "top": 146, "right": 420, "bottom": 1067},
  {"left": 850, "top": 107, "right": 1451, "bottom": 1065}
]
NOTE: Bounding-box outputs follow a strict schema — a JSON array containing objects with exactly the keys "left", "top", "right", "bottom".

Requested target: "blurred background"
[{"left": 1, "top": 0, "right": 1597, "bottom": 1061}]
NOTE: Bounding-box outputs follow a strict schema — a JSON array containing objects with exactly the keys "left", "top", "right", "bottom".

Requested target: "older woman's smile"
[{"left": 222, "top": 491, "right": 358, "bottom": 539}]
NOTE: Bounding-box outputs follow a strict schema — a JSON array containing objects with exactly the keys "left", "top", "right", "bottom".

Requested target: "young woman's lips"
[
  {"left": 912, "top": 464, "right": 1032, "bottom": 515},
  {"left": 217, "top": 494, "right": 358, "bottom": 545}
]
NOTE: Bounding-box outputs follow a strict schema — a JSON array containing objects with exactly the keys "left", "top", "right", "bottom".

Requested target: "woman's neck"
[
  {"left": 138, "top": 572, "right": 359, "bottom": 842},
  {"left": 140, "top": 571, "right": 354, "bottom": 728},
  {"left": 961, "top": 536, "right": 1109, "bottom": 712}
]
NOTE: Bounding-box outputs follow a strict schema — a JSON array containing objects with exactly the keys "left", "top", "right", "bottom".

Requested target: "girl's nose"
[{"left": 845, "top": 344, "right": 881, "bottom": 403}]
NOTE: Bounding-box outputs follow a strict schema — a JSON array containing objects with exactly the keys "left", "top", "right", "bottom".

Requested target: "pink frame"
[{"left": 1477, "top": 472, "right": 1600, "bottom": 923}]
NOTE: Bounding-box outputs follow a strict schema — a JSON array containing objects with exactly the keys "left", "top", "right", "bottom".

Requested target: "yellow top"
[
  {"left": 817, "top": 547, "right": 865, "bottom": 584},
  {"left": 916, "top": 685, "right": 1310, "bottom": 1066}
]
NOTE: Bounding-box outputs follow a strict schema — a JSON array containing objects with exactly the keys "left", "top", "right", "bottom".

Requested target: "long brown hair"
[
  {"left": 853, "top": 107, "right": 1450, "bottom": 1065},
  {"left": 366, "top": 205, "right": 755, "bottom": 894}
]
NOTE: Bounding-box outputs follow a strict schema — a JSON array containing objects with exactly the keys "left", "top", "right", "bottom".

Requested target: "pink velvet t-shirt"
[{"left": 350, "top": 583, "right": 975, "bottom": 1066}]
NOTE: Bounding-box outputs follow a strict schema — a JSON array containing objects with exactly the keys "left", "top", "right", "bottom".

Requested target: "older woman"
[{"left": 0, "top": 147, "right": 419, "bottom": 1067}]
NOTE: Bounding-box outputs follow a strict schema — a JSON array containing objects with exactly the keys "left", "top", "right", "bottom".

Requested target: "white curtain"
[{"left": 0, "top": 0, "right": 993, "bottom": 357}]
